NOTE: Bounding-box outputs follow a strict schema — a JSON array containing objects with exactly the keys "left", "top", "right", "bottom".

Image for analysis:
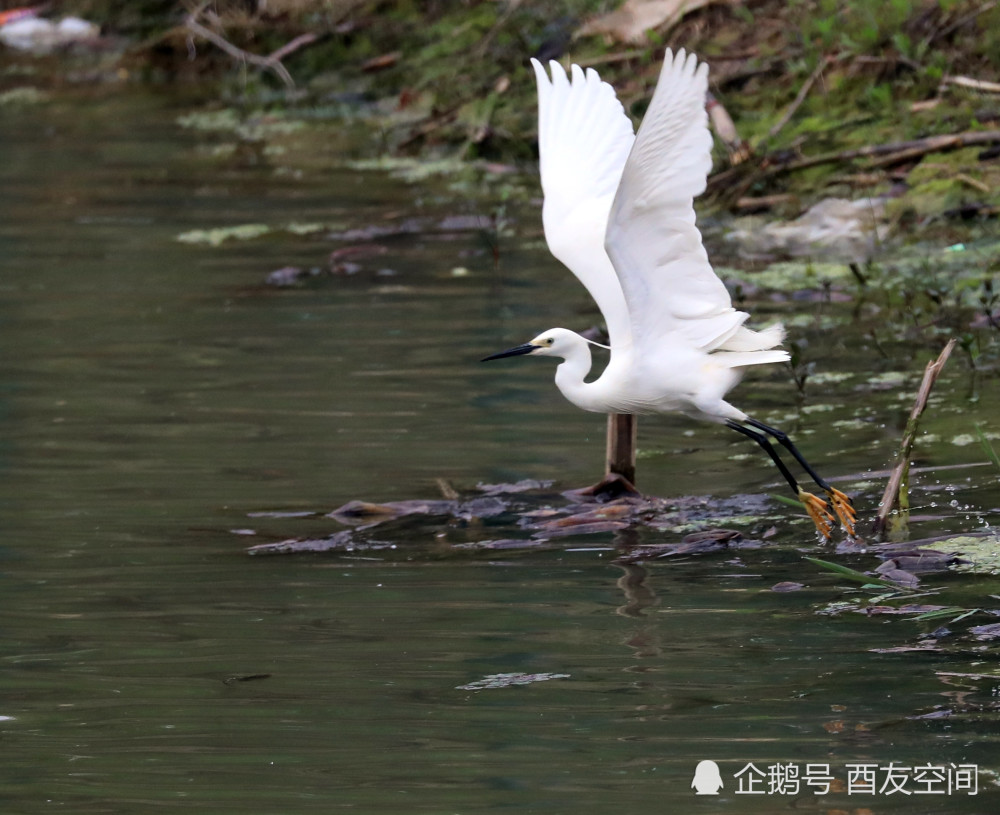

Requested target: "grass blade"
[
  {"left": 804, "top": 556, "right": 911, "bottom": 590},
  {"left": 976, "top": 423, "right": 1000, "bottom": 471}
]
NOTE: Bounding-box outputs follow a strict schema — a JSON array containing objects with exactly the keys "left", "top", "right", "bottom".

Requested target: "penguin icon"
[{"left": 691, "top": 760, "right": 724, "bottom": 795}]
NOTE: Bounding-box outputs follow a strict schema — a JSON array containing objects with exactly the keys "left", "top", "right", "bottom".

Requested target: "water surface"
[{"left": 2, "top": 89, "right": 998, "bottom": 812}]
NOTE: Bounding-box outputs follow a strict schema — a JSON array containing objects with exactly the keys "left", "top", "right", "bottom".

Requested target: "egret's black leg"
[
  {"left": 744, "top": 419, "right": 832, "bottom": 490},
  {"left": 726, "top": 419, "right": 836, "bottom": 540},
  {"left": 743, "top": 418, "right": 856, "bottom": 537},
  {"left": 726, "top": 421, "right": 799, "bottom": 495}
]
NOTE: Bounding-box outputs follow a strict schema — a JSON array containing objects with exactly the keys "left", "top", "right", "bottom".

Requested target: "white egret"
[{"left": 482, "top": 49, "right": 855, "bottom": 539}]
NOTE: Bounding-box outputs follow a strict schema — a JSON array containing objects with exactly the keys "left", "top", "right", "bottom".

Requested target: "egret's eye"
[{"left": 543, "top": 337, "right": 555, "bottom": 346}]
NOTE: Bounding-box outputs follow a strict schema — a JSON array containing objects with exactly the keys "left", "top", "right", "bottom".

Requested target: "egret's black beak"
[{"left": 481, "top": 343, "right": 536, "bottom": 362}]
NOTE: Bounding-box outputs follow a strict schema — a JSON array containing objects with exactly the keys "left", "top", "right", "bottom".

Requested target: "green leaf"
[{"left": 804, "top": 556, "right": 911, "bottom": 590}]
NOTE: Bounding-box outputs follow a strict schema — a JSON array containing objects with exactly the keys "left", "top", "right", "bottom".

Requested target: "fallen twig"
[
  {"left": 762, "top": 53, "right": 839, "bottom": 148},
  {"left": 930, "top": 0, "right": 998, "bottom": 45},
  {"left": 942, "top": 74, "right": 1000, "bottom": 95},
  {"left": 708, "top": 128, "right": 1000, "bottom": 199},
  {"left": 776, "top": 129, "right": 1000, "bottom": 174},
  {"left": 734, "top": 193, "right": 798, "bottom": 211},
  {"left": 473, "top": 0, "right": 521, "bottom": 58},
  {"left": 872, "top": 339, "right": 958, "bottom": 542},
  {"left": 267, "top": 31, "right": 320, "bottom": 64},
  {"left": 955, "top": 172, "right": 991, "bottom": 193}
]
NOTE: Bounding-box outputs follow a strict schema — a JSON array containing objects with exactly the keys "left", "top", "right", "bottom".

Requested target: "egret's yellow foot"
[
  {"left": 799, "top": 489, "right": 834, "bottom": 540},
  {"left": 826, "top": 488, "right": 856, "bottom": 537}
]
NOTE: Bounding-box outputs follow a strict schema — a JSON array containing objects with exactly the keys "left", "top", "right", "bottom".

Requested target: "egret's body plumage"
[
  {"left": 526, "top": 51, "right": 788, "bottom": 421},
  {"left": 484, "top": 50, "right": 855, "bottom": 538}
]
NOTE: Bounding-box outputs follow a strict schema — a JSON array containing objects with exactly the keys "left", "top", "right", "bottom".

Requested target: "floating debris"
[
  {"left": 968, "top": 622, "right": 1000, "bottom": 642},
  {"left": 871, "top": 564, "right": 921, "bottom": 589},
  {"left": 265, "top": 266, "right": 324, "bottom": 287},
  {"left": 907, "top": 708, "right": 953, "bottom": 720},
  {"left": 863, "top": 604, "right": 950, "bottom": 616},
  {"left": 246, "top": 510, "right": 323, "bottom": 519},
  {"left": 328, "top": 499, "right": 458, "bottom": 526},
  {"left": 243, "top": 479, "right": 794, "bottom": 558},
  {"left": 223, "top": 673, "right": 272, "bottom": 685},
  {"left": 176, "top": 224, "right": 271, "bottom": 246},
  {"left": 615, "top": 529, "right": 749, "bottom": 564},
  {"left": 246, "top": 530, "right": 381, "bottom": 556},
  {"left": 453, "top": 496, "right": 508, "bottom": 522},
  {"left": 875, "top": 549, "right": 965, "bottom": 574},
  {"left": 476, "top": 479, "right": 553, "bottom": 495},
  {"left": 456, "top": 672, "right": 570, "bottom": 691},
  {"left": 451, "top": 538, "right": 547, "bottom": 551}
]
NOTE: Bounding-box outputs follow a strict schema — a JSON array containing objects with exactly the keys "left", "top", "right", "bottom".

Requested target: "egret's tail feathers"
[
  {"left": 720, "top": 323, "right": 786, "bottom": 352},
  {"left": 715, "top": 349, "right": 790, "bottom": 369}
]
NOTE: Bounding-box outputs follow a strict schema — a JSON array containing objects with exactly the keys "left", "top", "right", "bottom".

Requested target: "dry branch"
[
  {"left": 942, "top": 74, "right": 1000, "bottom": 94},
  {"left": 733, "top": 193, "right": 798, "bottom": 211},
  {"left": 872, "top": 339, "right": 958, "bottom": 541},
  {"left": 184, "top": 7, "right": 321, "bottom": 88},
  {"left": 709, "top": 128, "right": 1000, "bottom": 198},
  {"left": 775, "top": 129, "right": 1000, "bottom": 174},
  {"left": 931, "top": 0, "right": 998, "bottom": 44},
  {"left": 268, "top": 31, "right": 320, "bottom": 64}
]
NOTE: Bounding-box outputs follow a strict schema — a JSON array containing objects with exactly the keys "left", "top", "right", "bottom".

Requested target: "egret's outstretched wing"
[
  {"left": 531, "top": 58, "right": 635, "bottom": 350},
  {"left": 605, "top": 49, "right": 746, "bottom": 354}
]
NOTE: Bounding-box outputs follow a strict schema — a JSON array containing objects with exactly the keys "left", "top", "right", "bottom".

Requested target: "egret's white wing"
[
  {"left": 532, "top": 58, "right": 635, "bottom": 350},
  {"left": 605, "top": 49, "right": 746, "bottom": 354}
]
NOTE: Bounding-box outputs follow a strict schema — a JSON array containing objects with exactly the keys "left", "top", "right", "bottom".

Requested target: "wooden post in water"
[{"left": 605, "top": 413, "right": 637, "bottom": 485}]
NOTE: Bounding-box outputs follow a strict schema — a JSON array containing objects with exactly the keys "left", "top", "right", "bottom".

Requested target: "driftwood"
[{"left": 872, "top": 339, "right": 957, "bottom": 542}]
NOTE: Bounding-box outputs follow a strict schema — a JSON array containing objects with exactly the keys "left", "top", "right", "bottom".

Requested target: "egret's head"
[{"left": 481, "top": 328, "right": 582, "bottom": 362}]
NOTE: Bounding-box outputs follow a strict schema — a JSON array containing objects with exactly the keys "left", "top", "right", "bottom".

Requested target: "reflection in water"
[
  {"left": 615, "top": 561, "right": 665, "bottom": 663},
  {"left": 615, "top": 562, "right": 660, "bottom": 619}
]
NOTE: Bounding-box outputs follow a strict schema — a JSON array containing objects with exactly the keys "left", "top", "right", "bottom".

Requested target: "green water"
[{"left": 2, "top": 91, "right": 998, "bottom": 813}]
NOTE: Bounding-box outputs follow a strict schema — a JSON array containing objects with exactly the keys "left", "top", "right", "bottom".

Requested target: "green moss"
[
  {"left": 947, "top": 536, "right": 1000, "bottom": 576},
  {"left": 892, "top": 178, "right": 966, "bottom": 219},
  {"left": 722, "top": 260, "right": 853, "bottom": 292},
  {"left": 909, "top": 147, "right": 989, "bottom": 183}
]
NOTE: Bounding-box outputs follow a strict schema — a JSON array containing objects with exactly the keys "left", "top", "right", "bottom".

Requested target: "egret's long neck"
[{"left": 553, "top": 337, "right": 595, "bottom": 410}]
